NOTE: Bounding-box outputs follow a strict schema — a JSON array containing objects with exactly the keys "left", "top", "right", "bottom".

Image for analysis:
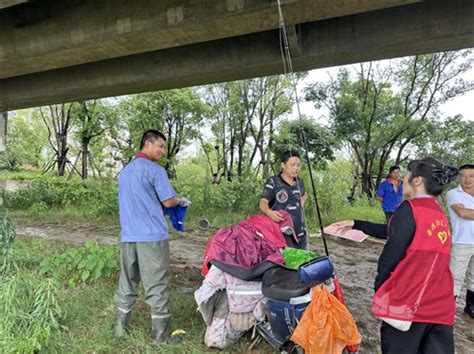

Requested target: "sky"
[{"left": 296, "top": 62, "right": 474, "bottom": 124}]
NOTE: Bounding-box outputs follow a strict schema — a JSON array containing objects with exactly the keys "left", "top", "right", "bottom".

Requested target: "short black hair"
[
  {"left": 459, "top": 164, "right": 474, "bottom": 171},
  {"left": 140, "top": 130, "right": 166, "bottom": 150},
  {"left": 389, "top": 165, "right": 400, "bottom": 174},
  {"left": 407, "top": 157, "right": 458, "bottom": 196},
  {"left": 281, "top": 150, "right": 301, "bottom": 163}
]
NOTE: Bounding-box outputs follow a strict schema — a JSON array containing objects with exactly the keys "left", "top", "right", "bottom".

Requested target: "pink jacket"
[{"left": 202, "top": 211, "right": 296, "bottom": 275}]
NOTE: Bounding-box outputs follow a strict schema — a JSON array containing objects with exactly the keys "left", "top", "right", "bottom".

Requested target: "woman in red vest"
[
  {"left": 371, "top": 158, "right": 458, "bottom": 353},
  {"left": 334, "top": 158, "right": 459, "bottom": 353}
]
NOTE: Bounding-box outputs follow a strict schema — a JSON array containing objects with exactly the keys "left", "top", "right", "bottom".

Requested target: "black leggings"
[{"left": 380, "top": 322, "right": 454, "bottom": 354}]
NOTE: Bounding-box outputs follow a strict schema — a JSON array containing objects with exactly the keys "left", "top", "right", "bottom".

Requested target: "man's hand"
[
  {"left": 179, "top": 197, "right": 191, "bottom": 207},
  {"left": 162, "top": 197, "right": 188, "bottom": 208},
  {"left": 332, "top": 220, "right": 355, "bottom": 233},
  {"left": 259, "top": 198, "right": 283, "bottom": 222},
  {"left": 267, "top": 210, "right": 284, "bottom": 222}
]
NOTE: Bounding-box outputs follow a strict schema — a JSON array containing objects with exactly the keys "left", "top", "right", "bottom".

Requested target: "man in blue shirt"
[
  {"left": 113, "top": 130, "right": 189, "bottom": 345},
  {"left": 377, "top": 165, "right": 403, "bottom": 222}
]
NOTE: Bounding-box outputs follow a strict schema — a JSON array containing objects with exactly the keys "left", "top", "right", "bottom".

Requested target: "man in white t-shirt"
[{"left": 447, "top": 164, "right": 474, "bottom": 318}]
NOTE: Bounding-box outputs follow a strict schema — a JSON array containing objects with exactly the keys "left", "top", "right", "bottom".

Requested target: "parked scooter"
[
  {"left": 208, "top": 255, "right": 337, "bottom": 353},
  {"left": 256, "top": 256, "right": 334, "bottom": 353}
]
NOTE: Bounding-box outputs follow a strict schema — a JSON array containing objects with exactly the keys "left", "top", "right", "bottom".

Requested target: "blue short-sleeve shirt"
[
  {"left": 377, "top": 179, "right": 403, "bottom": 213},
  {"left": 118, "top": 157, "right": 176, "bottom": 242}
]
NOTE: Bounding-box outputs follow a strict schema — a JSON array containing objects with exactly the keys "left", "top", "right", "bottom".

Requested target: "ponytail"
[{"left": 407, "top": 157, "right": 458, "bottom": 196}]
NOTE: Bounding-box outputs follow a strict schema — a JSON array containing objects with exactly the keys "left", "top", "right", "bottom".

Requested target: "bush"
[
  {"left": 299, "top": 160, "right": 353, "bottom": 229},
  {"left": 4, "top": 159, "right": 386, "bottom": 230},
  {"left": 287, "top": 160, "right": 385, "bottom": 229},
  {"left": 7, "top": 176, "right": 118, "bottom": 217},
  {"left": 174, "top": 162, "right": 262, "bottom": 223},
  {"left": 39, "top": 240, "right": 120, "bottom": 288}
]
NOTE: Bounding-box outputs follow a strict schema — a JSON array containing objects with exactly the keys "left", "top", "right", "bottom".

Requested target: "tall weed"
[
  {"left": 0, "top": 188, "right": 16, "bottom": 277},
  {"left": 0, "top": 275, "right": 66, "bottom": 352}
]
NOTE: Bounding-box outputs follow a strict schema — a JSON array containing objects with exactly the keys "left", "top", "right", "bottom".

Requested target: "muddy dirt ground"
[{"left": 15, "top": 221, "right": 473, "bottom": 353}]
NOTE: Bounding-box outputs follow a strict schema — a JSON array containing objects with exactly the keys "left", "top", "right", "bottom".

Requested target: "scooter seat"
[
  {"left": 210, "top": 260, "right": 279, "bottom": 281},
  {"left": 262, "top": 266, "right": 310, "bottom": 301}
]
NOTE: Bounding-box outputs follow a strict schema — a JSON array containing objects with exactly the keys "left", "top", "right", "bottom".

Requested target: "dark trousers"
[
  {"left": 284, "top": 233, "right": 308, "bottom": 250},
  {"left": 114, "top": 240, "right": 170, "bottom": 318},
  {"left": 384, "top": 212, "right": 394, "bottom": 223},
  {"left": 380, "top": 322, "right": 454, "bottom": 354},
  {"left": 297, "top": 234, "right": 308, "bottom": 250}
]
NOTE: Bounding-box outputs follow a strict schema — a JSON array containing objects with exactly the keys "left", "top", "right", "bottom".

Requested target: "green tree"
[
  {"left": 121, "top": 89, "right": 207, "bottom": 176},
  {"left": 200, "top": 81, "right": 248, "bottom": 181},
  {"left": 72, "top": 100, "right": 117, "bottom": 179},
  {"left": 0, "top": 110, "right": 48, "bottom": 170},
  {"left": 273, "top": 116, "right": 336, "bottom": 171},
  {"left": 412, "top": 115, "right": 474, "bottom": 167},
  {"left": 40, "top": 103, "right": 74, "bottom": 176},
  {"left": 306, "top": 50, "right": 473, "bottom": 196},
  {"left": 244, "top": 76, "right": 295, "bottom": 179},
  {"left": 201, "top": 75, "right": 296, "bottom": 180}
]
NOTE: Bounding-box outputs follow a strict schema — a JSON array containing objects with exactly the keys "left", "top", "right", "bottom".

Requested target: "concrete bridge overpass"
[{"left": 0, "top": 0, "right": 473, "bottom": 112}]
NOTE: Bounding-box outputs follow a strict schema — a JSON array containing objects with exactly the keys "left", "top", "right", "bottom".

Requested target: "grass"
[
  {"left": 11, "top": 207, "right": 261, "bottom": 242},
  {"left": 6, "top": 193, "right": 387, "bottom": 352},
  {"left": 9, "top": 236, "right": 272, "bottom": 353},
  {"left": 11, "top": 197, "right": 386, "bottom": 240},
  {"left": 52, "top": 282, "right": 220, "bottom": 353},
  {"left": 0, "top": 168, "right": 45, "bottom": 181},
  {"left": 330, "top": 203, "right": 385, "bottom": 224},
  {"left": 11, "top": 210, "right": 120, "bottom": 232}
]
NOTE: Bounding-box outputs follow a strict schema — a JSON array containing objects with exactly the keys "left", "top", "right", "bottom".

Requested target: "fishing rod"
[
  {"left": 299, "top": 127, "right": 329, "bottom": 256},
  {"left": 277, "top": 0, "right": 329, "bottom": 256}
]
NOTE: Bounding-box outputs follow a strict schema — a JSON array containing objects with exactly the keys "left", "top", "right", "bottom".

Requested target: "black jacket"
[{"left": 353, "top": 201, "right": 416, "bottom": 291}]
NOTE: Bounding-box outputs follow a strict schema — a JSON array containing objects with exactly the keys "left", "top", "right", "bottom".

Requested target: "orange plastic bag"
[
  {"left": 290, "top": 285, "right": 362, "bottom": 354},
  {"left": 333, "top": 276, "right": 360, "bottom": 353}
]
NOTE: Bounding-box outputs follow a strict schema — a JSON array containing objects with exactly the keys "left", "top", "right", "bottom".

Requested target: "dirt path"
[{"left": 15, "top": 222, "right": 473, "bottom": 353}]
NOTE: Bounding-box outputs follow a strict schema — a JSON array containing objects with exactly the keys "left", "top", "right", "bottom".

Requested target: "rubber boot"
[
  {"left": 112, "top": 311, "right": 131, "bottom": 340},
  {"left": 151, "top": 317, "right": 182, "bottom": 345},
  {"left": 464, "top": 289, "right": 474, "bottom": 318}
]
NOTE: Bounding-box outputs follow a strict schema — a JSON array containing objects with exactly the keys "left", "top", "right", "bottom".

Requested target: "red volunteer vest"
[{"left": 371, "top": 197, "right": 455, "bottom": 325}]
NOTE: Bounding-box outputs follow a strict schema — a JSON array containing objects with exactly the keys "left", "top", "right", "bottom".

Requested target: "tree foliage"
[
  {"left": 0, "top": 110, "right": 48, "bottom": 170},
  {"left": 72, "top": 100, "right": 117, "bottom": 179},
  {"left": 273, "top": 116, "right": 336, "bottom": 171},
  {"left": 120, "top": 89, "right": 207, "bottom": 176},
  {"left": 40, "top": 104, "right": 74, "bottom": 176},
  {"left": 305, "top": 50, "right": 473, "bottom": 196},
  {"left": 1, "top": 51, "right": 471, "bottom": 201},
  {"left": 412, "top": 115, "right": 474, "bottom": 167},
  {"left": 202, "top": 75, "right": 295, "bottom": 180}
]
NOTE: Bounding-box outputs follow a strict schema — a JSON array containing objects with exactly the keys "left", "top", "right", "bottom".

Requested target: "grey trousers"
[
  {"left": 114, "top": 240, "right": 171, "bottom": 319},
  {"left": 451, "top": 243, "right": 474, "bottom": 296}
]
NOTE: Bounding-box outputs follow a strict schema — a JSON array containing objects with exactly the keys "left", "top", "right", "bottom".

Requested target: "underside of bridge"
[{"left": 0, "top": 0, "right": 473, "bottom": 111}]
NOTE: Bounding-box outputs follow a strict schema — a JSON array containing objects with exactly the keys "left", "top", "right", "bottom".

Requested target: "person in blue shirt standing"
[
  {"left": 376, "top": 165, "right": 403, "bottom": 222},
  {"left": 112, "top": 130, "right": 189, "bottom": 345}
]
